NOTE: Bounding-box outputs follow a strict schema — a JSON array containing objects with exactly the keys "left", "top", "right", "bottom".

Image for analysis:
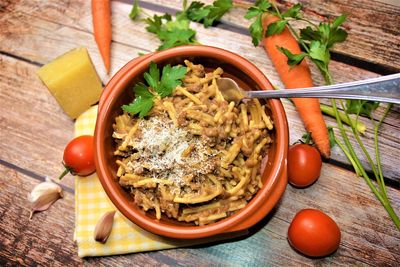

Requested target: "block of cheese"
[{"left": 37, "top": 47, "right": 102, "bottom": 119}]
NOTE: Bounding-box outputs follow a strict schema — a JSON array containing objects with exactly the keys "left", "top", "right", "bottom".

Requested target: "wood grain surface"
[
  {"left": 0, "top": 0, "right": 399, "bottom": 266},
  {"left": 1, "top": 0, "right": 399, "bottom": 183},
  {"left": 1, "top": 160, "right": 399, "bottom": 266},
  {"left": 144, "top": 0, "right": 400, "bottom": 73}
]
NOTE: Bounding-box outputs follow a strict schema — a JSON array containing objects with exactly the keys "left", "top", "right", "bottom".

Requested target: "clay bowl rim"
[{"left": 94, "top": 45, "right": 288, "bottom": 239}]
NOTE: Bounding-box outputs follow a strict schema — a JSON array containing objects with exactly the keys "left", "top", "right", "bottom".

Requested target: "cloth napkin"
[{"left": 74, "top": 105, "right": 246, "bottom": 257}]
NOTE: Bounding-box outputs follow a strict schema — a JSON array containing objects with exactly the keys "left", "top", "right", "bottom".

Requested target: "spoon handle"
[{"left": 246, "top": 73, "right": 400, "bottom": 104}]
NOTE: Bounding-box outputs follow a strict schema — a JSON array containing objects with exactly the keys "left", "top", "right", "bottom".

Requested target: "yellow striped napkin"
[{"left": 74, "top": 105, "right": 246, "bottom": 257}]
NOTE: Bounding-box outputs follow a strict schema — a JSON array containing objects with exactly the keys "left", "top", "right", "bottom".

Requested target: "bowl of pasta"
[{"left": 94, "top": 45, "right": 288, "bottom": 239}]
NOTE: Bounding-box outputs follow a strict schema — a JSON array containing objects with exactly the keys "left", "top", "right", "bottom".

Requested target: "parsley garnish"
[
  {"left": 186, "top": 0, "right": 233, "bottom": 27},
  {"left": 122, "top": 62, "right": 187, "bottom": 118}
]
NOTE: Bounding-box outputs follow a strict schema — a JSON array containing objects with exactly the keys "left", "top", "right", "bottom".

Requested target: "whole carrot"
[
  {"left": 262, "top": 14, "right": 330, "bottom": 158},
  {"left": 92, "top": 0, "right": 111, "bottom": 73}
]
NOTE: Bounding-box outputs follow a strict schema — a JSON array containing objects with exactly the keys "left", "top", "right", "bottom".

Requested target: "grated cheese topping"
[{"left": 125, "top": 116, "right": 217, "bottom": 186}]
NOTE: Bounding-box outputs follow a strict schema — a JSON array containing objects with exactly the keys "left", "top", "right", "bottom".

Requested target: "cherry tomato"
[
  {"left": 59, "top": 135, "right": 96, "bottom": 179},
  {"left": 288, "top": 144, "right": 322, "bottom": 187},
  {"left": 288, "top": 209, "right": 341, "bottom": 257}
]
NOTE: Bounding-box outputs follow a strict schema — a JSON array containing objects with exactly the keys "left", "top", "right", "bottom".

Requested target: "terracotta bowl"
[{"left": 94, "top": 45, "right": 288, "bottom": 239}]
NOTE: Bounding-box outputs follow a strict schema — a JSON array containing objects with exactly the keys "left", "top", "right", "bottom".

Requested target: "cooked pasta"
[{"left": 112, "top": 60, "right": 274, "bottom": 225}]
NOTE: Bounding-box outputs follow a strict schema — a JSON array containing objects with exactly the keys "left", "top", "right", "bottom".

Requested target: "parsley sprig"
[
  {"left": 186, "top": 0, "right": 233, "bottom": 27},
  {"left": 144, "top": 12, "right": 198, "bottom": 51},
  {"left": 129, "top": 0, "right": 232, "bottom": 51},
  {"left": 122, "top": 62, "right": 187, "bottom": 118},
  {"left": 245, "top": 1, "right": 399, "bottom": 229}
]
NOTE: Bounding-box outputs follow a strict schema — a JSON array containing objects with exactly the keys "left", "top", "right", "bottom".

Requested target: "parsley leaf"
[
  {"left": 204, "top": 0, "right": 232, "bottom": 27},
  {"left": 300, "top": 16, "right": 348, "bottom": 49},
  {"left": 122, "top": 96, "right": 154, "bottom": 118},
  {"left": 143, "top": 13, "right": 197, "bottom": 51},
  {"left": 122, "top": 83, "right": 154, "bottom": 118},
  {"left": 300, "top": 26, "right": 322, "bottom": 42},
  {"left": 244, "top": 0, "right": 272, "bottom": 46},
  {"left": 133, "top": 82, "right": 153, "bottom": 98},
  {"left": 122, "top": 62, "right": 187, "bottom": 117},
  {"left": 144, "top": 62, "right": 160, "bottom": 90},
  {"left": 308, "top": 40, "right": 330, "bottom": 65},
  {"left": 144, "top": 14, "right": 171, "bottom": 34},
  {"left": 332, "top": 14, "right": 347, "bottom": 30},
  {"left": 129, "top": 0, "right": 140, "bottom": 20},
  {"left": 266, "top": 20, "right": 287, "bottom": 36},
  {"left": 277, "top": 47, "right": 307, "bottom": 66},
  {"left": 186, "top": 0, "right": 232, "bottom": 28},
  {"left": 159, "top": 64, "right": 187, "bottom": 97},
  {"left": 186, "top": 1, "right": 209, "bottom": 21},
  {"left": 282, "top": 3, "right": 302, "bottom": 19},
  {"left": 346, "top": 100, "right": 380, "bottom": 117}
]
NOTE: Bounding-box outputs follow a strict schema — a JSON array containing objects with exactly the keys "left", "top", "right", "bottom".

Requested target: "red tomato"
[
  {"left": 288, "top": 144, "right": 322, "bottom": 187},
  {"left": 288, "top": 209, "right": 341, "bottom": 257},
  {"left": 59, "top": 135, "right": 96, "bottom": 179}
]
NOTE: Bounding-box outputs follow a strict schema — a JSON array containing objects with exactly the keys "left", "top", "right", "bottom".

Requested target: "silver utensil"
[{"left": 216, "top": 73, "right": 400, "bottom": 104}]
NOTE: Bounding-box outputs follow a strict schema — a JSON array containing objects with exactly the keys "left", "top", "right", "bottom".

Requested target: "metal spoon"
[{"left": 216, "top": 73, "right": 400, "bottom": 104}]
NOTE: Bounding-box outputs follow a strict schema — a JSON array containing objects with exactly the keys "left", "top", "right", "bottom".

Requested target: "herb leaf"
[
  {"left": 332, "top": 14, "right": 347, "bottom": 30},
  {"left": 204, "top": 0, "right": 233, "bottom": 27},
  {"left": 248, "top": 15, "right": 263, "bottom": 46},
  {"left": 143, "top": 13, "right": 197, "bottom": 51},
  {"left": 245, "top": 0, "right": 272, "bottom": 46},
  {"left": 144, "top": 14, "right": 171, "bottom": 34},
  {"left": 346, "top": 100, "right": 380, "bottom": 117},
  {"left": 282, "top": 3, "right": 302, "bottom": 19},
  {"left": 186, "top": 0, "right": 232, "bottom": 28},
  {"left": 129, "top": 0, "right": 140, "bottom": 20},
  {"left": 300, "top": 26, "right": 322, "bottom": 42},
  {"left": 277, "top": 47, "right": 307, "bottom": 66},
  {"left": 186, "top": 1, "right": 209, "bottom": 21},
  {"left": 159, "top": 64, "right": 187, "bottom": 97},
  {"left": 122, "top": 62, "right": 187, "bottom": 117},
  {"left": 133, "top": 82, "right": 153, "bottom": 98},
  {"left": 308, "top": 40, "right": 330, "bottom": 64},
  {"left": 158, "top": 28, "right": 197, "bottom": 50},
  {"left": 122, "top": 96, "right": 154, "bottom": 118},
  {"left": 144, "top": 62, "right": 160, "bottom": 90},
  {"left": 266, "top": 19, "right": 287, "bottom": 36}
]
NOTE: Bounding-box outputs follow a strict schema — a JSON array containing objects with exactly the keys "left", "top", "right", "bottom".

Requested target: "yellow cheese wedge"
[{"left": 37, "top": 47, "right": 102, "bottom": 119}]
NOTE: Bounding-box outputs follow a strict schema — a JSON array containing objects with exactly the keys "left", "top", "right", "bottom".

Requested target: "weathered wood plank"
[
  {"left": 142, "top": 0, "right": 400, "bottom": 72},
  {"left": 74, "top": 163, "right": 400, "bottom": 265},
  {"left": 0, "top": 54, "right": 75, "bottom": 189},
  {"left": 0, "top": 165, "right": 82, "bottom": 266},
  {"left": 1, "top": 0, "right": 399, "bottom": 183},
  {"left": 1, "top": 160, "right": 399, "bottom": 266}
]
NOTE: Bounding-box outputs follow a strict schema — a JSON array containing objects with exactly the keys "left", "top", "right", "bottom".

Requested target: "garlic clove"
[
  {"left": 28, "top": 180, "right": 63, "bottom": 219},
  {"left": 28, "top": 180, "right": 62, "bottom": 203},
  {"left": 94, "top": 211, "right": 116, "bottom": 244}
]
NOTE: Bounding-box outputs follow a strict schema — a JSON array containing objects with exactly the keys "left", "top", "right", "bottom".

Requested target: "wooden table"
[{"left": 1, "top": 0, "right": 399, "bottom": 265}]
